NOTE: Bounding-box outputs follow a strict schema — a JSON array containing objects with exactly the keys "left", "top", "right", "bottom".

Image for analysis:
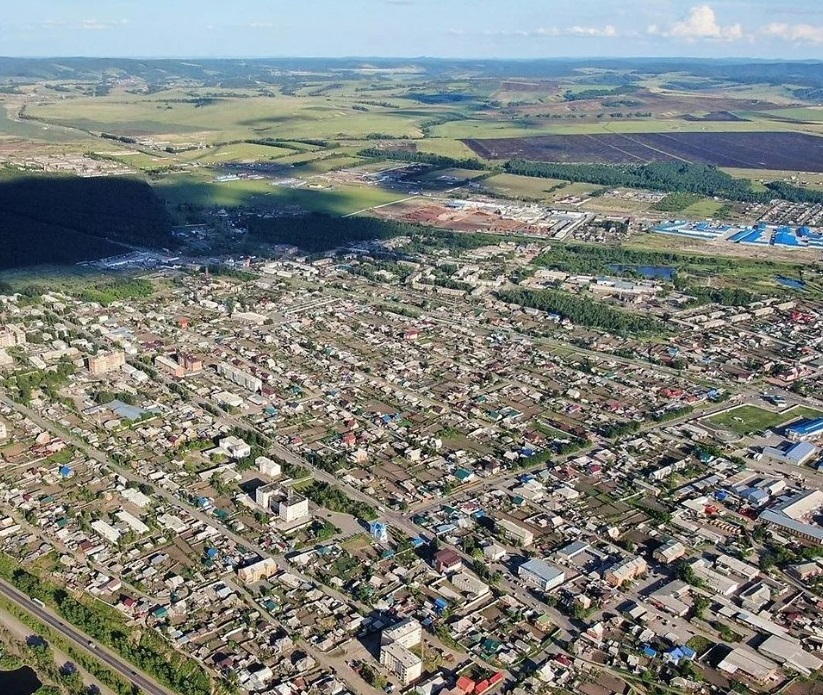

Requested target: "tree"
[{"left": 693, "top": 595, "right": 710, "bottom": 620}]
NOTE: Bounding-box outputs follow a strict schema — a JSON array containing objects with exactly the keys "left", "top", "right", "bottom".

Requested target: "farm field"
[{"left": 463, "top": 131, "right": 823, "bottom": 171}]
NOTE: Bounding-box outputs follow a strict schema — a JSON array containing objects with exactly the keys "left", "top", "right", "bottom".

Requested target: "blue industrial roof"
[{"left": 788, "top": 418, "right": 823, "bottom": 437}]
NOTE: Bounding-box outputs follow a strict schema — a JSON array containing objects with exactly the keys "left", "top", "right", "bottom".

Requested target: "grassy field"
[
  {"left": 706, "top": 406, "right": 787, "bottom": 435},
  {"left": 25, "top": 92, "right": 471, "bottom": 143},
  {"left": 480, "top": 173, "right": 599, "bottom": 202},
  {"left": 155, "top": 171, "right": 410, "bottom": 216},
  {"left": 679, "top": 199, "right": 726, "bottom": 219},
  {"left": 707, "top": 404, "right": 823, "bottom": 435}
]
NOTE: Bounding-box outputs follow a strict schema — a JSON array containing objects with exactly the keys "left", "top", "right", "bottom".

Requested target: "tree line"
[
  {"left": 495, "top": 287, "right": 666, "bottom": 336},
  {"left": 357, "top": 147, "right": 487, "bottom": 170},
  {"left": 504, "top": 159, "right": 823, "bottom": 205}
]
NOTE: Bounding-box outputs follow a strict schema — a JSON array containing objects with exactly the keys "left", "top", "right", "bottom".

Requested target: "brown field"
[{"left": 463, "top": 131, "right": 823, "bottom": 171}]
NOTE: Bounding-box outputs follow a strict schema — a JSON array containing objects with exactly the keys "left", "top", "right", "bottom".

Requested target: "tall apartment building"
[
  {"left": 155, "top": 354, "right": 185, "bottom": 378},
  {"left": 380, "top": 618, "right": 423, "bottom": 686},
  {"left": 87, "top": 350, "right": 126, "bottom": 376},
  {"left": 217, "top": 361, "right": 262, "bottom": 393},
  {"left": 278, "top": 490, "right": 309, "bottom": 523}
]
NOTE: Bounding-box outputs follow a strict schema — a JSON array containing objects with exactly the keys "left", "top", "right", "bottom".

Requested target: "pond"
[
  {"left": 607, "top": 264, "right": 675, "bottom": 280},
  {"left": 0, "top": 666, "right": 42, "bottom": 695},
  {"left": 775, "top": 275, "right": 806, "bottom": 290}
]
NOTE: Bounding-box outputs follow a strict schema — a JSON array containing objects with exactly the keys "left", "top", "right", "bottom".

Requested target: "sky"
[{"left": 1, "top": 0, "right": 822, "bottom": 60}]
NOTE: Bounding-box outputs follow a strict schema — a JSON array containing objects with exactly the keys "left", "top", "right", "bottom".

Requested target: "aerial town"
[
  {"left": 4, "top": 3, "right": 823, "bottom": 695},
  {"left": 2, "top": 223, "right": 823, "bottom": 695}
]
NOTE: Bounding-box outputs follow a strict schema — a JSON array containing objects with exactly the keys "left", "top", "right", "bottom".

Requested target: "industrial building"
[
  {"left": 762, "top": 440, "right": 818, "bottom": 466},
  {"left": 759, "top": 489, "right": 823, "bottom": 545},
  {"left": 278, "top": 490, "right": 309, "bottom": 523},
  {"left": 255, "top": 485, "right": 309, "bottom": 524},
  {"left": 518, "top": 558, "right": 565, "bottom": 591},
  {"left": 787, "top": 418, "right": 823, "bottom": 441}
]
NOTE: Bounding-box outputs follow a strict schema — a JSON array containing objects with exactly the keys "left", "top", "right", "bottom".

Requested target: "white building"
[
  {"left": 257, "top": 456, "right": 282, "bottom": 478},
  {"left": 219, "top": 436, "right": 251, "bottom": 460},
  {"left": 278, "top": 490, "right": 309, "bottom": 523},
  {"left": 256, "top": 483, "right": 277, "bottom": 510},
  {"left": 380, "top": 642, "right": 422, "bottom": 686},
  {"left": 91, "top": 520, "right": 121, "bottom": 544},
  {"left": 380, "top": 618, "right": 423, "bottom": 686},
  {"left": 217, "top": 361, "right": 262, "bottom": 393},
  {"left": 382, "top": 617, "right": 423, "bottom": 648},
  {"left": 518, "top": 559, "right": 565, "bottom": 591}
]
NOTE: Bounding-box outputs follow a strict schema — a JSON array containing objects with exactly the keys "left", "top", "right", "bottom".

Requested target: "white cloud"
[
  {"left": 649, "top": 5, "right": 744, "bottom": 41},
  {"left": 41, "top": 19, "right": 128, "bottom": 31},
  {"left": 477, "top": 25, "right": 620, "bottom": 39},
  {"left": 763, "top": 22, "right": 823, "bottom": 43}
]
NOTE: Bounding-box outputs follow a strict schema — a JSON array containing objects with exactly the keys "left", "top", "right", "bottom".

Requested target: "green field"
[
  {"left": 707, "top": 406, "right": 786, "bottom": 435},
  {"left": 155, "top": 172, "right": 410, "bottom": 217},
  {"left": 707, "top": 405, "right": 823, "bottom": 436}
]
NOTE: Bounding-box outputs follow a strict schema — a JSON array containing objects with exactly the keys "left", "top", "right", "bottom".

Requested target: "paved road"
[{"left": 0, "top": 576, "right": 173, "bottom": 695}]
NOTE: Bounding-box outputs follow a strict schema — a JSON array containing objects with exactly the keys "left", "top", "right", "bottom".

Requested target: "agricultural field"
[{"left": 463, "top": 131, "right": 823, "bottom": 171}]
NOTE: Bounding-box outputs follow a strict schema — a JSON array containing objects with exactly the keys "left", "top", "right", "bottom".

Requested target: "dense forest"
[
  {"left": 0, "top": 175, "right": 175, "bottom": 266},
  {"left": 0, "top": 212, "right": 126, "bottom": 271},
  {"left": 357, "top": 147, "right": 487, "bottom": 170},
  {"left": 504, "top": 160, "right": 823, "bottom": 205},
  {"left": 496, "top": 287, "right": 666, "bottom": 335},
  {"left": 534, "top": 243, "right": 783, "bottom": 276},
  {"left": 247, "top": 214, "right": 421, "bottom": 252}
]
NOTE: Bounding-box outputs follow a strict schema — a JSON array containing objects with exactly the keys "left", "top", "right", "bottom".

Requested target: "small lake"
[
  {"left": 607, "top": 264, "right": 675, "bottom": 280},
  {"left": 0, "top": 666, "right": 42, "bottom": 695},
  {"left": 775, "top": 276, "right": 806, "bottom": 290}
]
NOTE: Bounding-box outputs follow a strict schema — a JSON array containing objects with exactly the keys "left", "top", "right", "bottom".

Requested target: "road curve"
[{"left": 0, "top": 576, "right": 173, "bottom": 695}]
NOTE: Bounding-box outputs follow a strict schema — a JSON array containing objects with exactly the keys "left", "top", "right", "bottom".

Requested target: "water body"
[
  {"left": 607, "top": 264, "right": 675, "bottom": 280},
  {"left": 0, "top": 666, "right": 42, "bottom": 695},
  {"left": 775, "top": 276, "right": 806, "bottom": 290}
]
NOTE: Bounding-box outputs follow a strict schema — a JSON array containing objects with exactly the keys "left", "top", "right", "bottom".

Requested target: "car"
[{"left": 87, "top": 640, "right": 96, "bottom": 648}]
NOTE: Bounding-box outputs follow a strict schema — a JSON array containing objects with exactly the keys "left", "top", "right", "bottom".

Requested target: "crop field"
[{"left": 463, "top": 131, "right": 823, "bottom": 171}]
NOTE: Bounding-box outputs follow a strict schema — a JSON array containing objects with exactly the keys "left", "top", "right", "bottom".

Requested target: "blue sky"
[{"left": 1, "top": 1, "right": 822, "bottom": 59}]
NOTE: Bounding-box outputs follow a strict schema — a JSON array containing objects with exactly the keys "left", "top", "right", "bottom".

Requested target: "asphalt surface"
[{"left": 0, "top": 576, "right": 171, "bottom": 695}]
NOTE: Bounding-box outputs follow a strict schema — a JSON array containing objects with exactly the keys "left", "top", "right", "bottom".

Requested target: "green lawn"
[
  {"left": 706, "top": 406, "right": 786, "bottom": 435},
  {"left": 707, "top": 404, "right": 823, "bottom": 435}
]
